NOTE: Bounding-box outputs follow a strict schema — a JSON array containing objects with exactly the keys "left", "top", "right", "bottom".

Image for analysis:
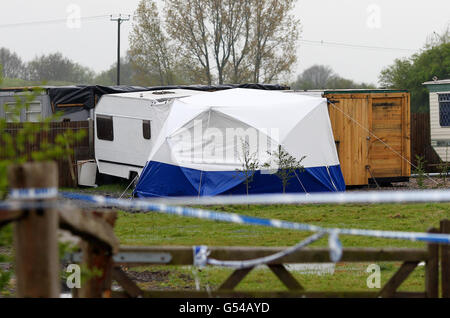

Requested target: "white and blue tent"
[{"left": 134, "top": 88, "right": 345, "bottom": 197}]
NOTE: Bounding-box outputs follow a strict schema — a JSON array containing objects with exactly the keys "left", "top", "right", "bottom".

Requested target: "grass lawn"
[{"left": 114, "top": 202, "right": 450, "bottom": 294}]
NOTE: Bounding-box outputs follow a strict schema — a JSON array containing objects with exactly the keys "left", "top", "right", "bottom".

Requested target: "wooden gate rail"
[{"left": 108, "top": 234, "right": 445, "bottom": 298}]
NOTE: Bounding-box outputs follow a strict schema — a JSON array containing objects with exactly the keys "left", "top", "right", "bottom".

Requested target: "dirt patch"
[
  {"left": 118, "top": 268, "right": 195, "bottom": 291},
  {"left": 125, "top": 270, "right": 171, "bottom": 283},
  {"left": 347, "top": 177, "right": 450, "bottom": 192}
]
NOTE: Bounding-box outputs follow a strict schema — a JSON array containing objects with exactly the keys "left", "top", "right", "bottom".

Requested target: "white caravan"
[
  {"left": 94, "top": 89, "right": 209, "bottom": 180},
  {"left": 423, "top": 79, "right": 450, "bottom": 161}
]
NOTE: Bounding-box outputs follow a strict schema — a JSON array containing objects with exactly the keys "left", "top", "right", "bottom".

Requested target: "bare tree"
[
  {"left": 425, "top": 24, "right": 450, "bottom": 48},
  {"left": 248, "top": 0, "right": 300, "bottom": 83},
  {"left": 235, "top": 138, "right": 260, "bottom": 198},
  {"left": 129, "top": 0, "right": 175, "bottom": 86},
  {"left": 165, "top": 0, "right": 213, "bottom": 84},
  {"left": 224, "top": 0, "right": 253, "bottom": 83},
  {"left": 163, "top": 0, "right": 299, "bottom": 84}
]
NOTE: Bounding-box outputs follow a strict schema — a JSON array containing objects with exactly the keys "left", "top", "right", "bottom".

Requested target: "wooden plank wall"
[
  {"left": 327, "top": 92, "right": 412, "bottom": 185},
  {"left": 1, "top": 121, "right": 93, "bottom": 187},
  {"left": 410, "top": 113, "right": 441, "bottom": 172},
  {"left": 328, "top": 96, "right": 370, "bottom": 185},
  {"left": 369, "top": 97, "right": 404, "bottom": 178}
]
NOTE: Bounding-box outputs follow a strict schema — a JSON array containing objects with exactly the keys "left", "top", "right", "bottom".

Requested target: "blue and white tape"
[
  {"left": 328, "top": 231, "right": 343, "bottom": 263},
  {"left": 60, "top": 191, "right": 450, "bottom": 245},
  {"left": 193, "top": 246, "right": 210, "bottom": 268},
  {"left": 130, "top": 189, "right": 450, "bottom": 206},
  {"left": 196, "top": 231, "right": 327, "bottom": 269},
  {"left": 9, "top": 187, "right": 58, "bottom": 200}
]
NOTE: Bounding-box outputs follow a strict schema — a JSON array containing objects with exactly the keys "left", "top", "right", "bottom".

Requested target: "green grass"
[
  {"left": 114, "top": 203, "right": 450, "bottom": 294},
  {"left": 116, "top": 203, "right": 450, "bottom": 248},
  {"left": 129, "top": 262, "right": 426, "bottom": 293}
]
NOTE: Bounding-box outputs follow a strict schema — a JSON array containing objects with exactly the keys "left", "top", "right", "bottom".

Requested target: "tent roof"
[
  {"left": 167, "top": 88, "right": 326, "bottom": 140},
  {"left": 103, "top": 89, "right": 207, "bottom": 102},
  {"left": 177, "top": 88, "right": 323, "bottom": 108}
]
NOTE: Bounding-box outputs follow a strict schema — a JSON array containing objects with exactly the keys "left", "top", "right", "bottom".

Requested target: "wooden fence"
[
  {"left": 411, "top": 113, "right": 441, "bottom": 172},
  {"left": 107, "top": 239, "right": 445, "bottom": 298},
  {"left": 1, "top": 161, "right": 450, "bottom": 298},
  {"left": 1, "top": 121, "right": 93, "bottom": 187}
]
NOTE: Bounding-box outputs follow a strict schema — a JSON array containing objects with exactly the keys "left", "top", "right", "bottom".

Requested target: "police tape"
[
  {"left": 0, "top": 188, "right": 59, "bottom": 211},
  {"left": 60, "top": 191, "right": 450, "bottom": 245},
  {"left": 129, "top": 189, "right": 450, "bottom": 206},
  {"left": 194, "top": 232, "right": 328, "bottom": 269},
  {"left": 9, "top": 187, "right": 58, "bottom": 200}
]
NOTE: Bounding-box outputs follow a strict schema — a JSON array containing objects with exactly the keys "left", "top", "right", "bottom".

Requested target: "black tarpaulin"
[{"left": 47, "top": 84, "right": 290, "bottom": 112}]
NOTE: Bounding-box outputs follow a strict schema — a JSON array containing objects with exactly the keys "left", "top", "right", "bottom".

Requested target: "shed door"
[
  {"left": 368, "top": 98, "right": 403, "bottom": 178},
  {"left": 327, "top": 96, "right": 371, "bottom": 185}
]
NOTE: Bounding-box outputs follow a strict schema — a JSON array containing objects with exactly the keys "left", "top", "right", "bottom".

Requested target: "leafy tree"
[
  {"left": 292, "top": 65, "right": 375, "bottom": 90},
  {"left": 93, "top": 53, "right": 137, "bottom": 86},
  {"left": 264, "top": 145, "right": 306, "bottom": 193},
  {"left": 379, "top": 28, "right": 450, "bottom": 113},
  {"left": 293, "top": 65, "right": 334, "bottom": 89},
  {"left": 26, "top": 52, "right": 95, "bottom": 84},
  {"left": 0, "top": 48, "right": 26, "bottom": 79}
]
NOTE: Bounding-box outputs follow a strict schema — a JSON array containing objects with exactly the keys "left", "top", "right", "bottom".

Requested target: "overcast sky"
[{"left": 0, "top": 0, "right": 449, "bottom": 84}]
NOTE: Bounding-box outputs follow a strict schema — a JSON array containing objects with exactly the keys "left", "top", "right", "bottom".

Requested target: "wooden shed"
[{"left": 289, "top": 89, "right": 411, "bottom": 186}]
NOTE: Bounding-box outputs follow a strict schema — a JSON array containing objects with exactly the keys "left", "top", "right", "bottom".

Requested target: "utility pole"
[{"left": 110, "top": 14, "right": 130, "bottom": 86}]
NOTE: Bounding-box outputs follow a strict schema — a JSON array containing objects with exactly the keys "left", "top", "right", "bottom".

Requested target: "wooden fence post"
[
  {"left": 425, "top": 227, "right": 439, "bottom": 298},
  {"left": 7, "top": 161, "right": 59, "bottom": 298},
  {"left": 441, "top": 219, "right": 450, "bottom": 298},
  {"left": 78, "top": 211, "right": 117, "bottom": 298}
]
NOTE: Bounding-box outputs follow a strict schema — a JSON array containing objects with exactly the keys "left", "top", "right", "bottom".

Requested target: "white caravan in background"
[{"left": 94, "top": 89, "right": 209, "bottom": 180}]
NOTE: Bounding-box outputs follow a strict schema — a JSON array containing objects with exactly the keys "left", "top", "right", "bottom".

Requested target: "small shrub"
[
  {"left": 413, "top": 155, "right": 427, "bottom": 189},
  {"left": 264, "top": 145, "right": 306, "bottom": 193},
  {"left": 438, "top": 146, "right": 449, "bottom": 185}
]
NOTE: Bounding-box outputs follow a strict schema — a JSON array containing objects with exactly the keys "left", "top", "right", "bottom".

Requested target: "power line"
[
  {"left": 0, "top": 16, "right": 417, "bottom": 54},
  {"left": 0, "top": 15, "right": 111, "bottom": 29},
  {"left": 300, "top": 39, "right": 416, "bottom": 52}
]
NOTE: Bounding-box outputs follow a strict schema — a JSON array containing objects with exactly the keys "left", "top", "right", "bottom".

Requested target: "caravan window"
[
  {"left": 143, "top": 120, "right": 151, "bottom": 140},
  {"left": 5, "top": 101, "right": 42, "bottom": 122},
  {"left": 5, "top": 102, "right": 20, "bottom": 122},
  {"left": 439, "top": 94, "right": 450, "bottom": 127},
  {"left": 97, "top": 115, "right": 114, "bottom": 141},
  {"left": 26, "top": 102, "right": 42, "bottom": 122}
]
